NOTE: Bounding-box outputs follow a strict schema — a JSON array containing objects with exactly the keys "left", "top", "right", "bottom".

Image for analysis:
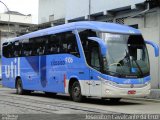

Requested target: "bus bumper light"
[{"left": 105, "top": 89, "right": 110, "bottom": 93}]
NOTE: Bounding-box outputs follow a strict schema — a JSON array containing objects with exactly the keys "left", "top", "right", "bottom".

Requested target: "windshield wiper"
[
  {"left": 125, "top": 49, "right": 143, "bottom": 77},
  {"left": 132, "top": 59, "right": 144, "bottom": 77}
]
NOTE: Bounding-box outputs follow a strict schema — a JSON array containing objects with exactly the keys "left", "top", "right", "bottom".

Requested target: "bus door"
[
  {"left": 52, "top": 65, "right": 65, "bottom": 93},
  {"left": 89, "top": 41, "right": 102, "bottom": 97},
  {"left": 46, "top": 55, "right": 65, "bottom": 93}
]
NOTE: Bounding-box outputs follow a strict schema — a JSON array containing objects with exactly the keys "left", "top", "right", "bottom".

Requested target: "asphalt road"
[{"left": 0, "top": 87, "right": 160, "bottom": 120}]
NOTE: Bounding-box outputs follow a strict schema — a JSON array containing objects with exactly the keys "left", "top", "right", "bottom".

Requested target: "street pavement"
[
  {"left": 0, "top": 87, "right": 160, "bottom": 120},
  {"left": 0, "top": 87, "right": 160, "bottom": 117}
]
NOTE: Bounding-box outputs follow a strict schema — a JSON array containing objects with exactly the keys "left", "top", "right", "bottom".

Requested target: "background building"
[
  {"left": 0, "top": 11, "right": 33, "bottom": 43},
  {"left": 0, "top": 11, "right": 33, "bottom": 79},
  {"left": 38, "top": 0, "right": 160, "bottom": 89},
  {"left": 38, "top": 0, "right": 66, "bottom": 26}
]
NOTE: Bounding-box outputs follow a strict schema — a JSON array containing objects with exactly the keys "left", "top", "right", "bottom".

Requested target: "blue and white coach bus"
[{"left": 2, "top": 21, "right": 159, "bottom": 102}]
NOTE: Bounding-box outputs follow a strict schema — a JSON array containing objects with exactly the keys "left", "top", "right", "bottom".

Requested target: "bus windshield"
[{"left": 100, "top": 33, "right": 150, "bottom": 78}]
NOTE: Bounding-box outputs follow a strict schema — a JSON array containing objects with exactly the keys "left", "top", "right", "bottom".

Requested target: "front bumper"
[{"left": 101, "top": 83, "right": 151, "bottom": 98}]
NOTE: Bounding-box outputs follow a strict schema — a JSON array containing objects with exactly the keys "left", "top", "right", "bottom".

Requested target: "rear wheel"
[
  {"left": 71, "top": 81, "right": 83, "bottom": 102},
  {"left": 16, "top": 78, "right": 31, "bottom": 95},
  {"left": 16, "top": 79, "right": 24, "bottom": 95}
]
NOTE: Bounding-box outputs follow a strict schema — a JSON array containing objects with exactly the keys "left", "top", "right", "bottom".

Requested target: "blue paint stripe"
[{"left": 26, "top": 56, "right": 39, "bottom": 73}]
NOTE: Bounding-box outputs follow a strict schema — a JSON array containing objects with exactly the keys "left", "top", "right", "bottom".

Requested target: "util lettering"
[{"left": 5, "top": 58, "right": 20, "bottom": 78}]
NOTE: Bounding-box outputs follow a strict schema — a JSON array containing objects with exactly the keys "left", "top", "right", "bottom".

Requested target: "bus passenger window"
[
  {"left": 2, "top": 42, "right": 10, "bottom": 58},
  {"left": 38, "top": 46, "right": 45, "bottom": 55},
  {"left": 65, "top": 33, "right": 80, "bottom": 57},
  {"left": 48, "top": 32, "right": 80, "bottom": 57},
  {"left": 79, "top": 29, "right": 98, "bottom": 65}
]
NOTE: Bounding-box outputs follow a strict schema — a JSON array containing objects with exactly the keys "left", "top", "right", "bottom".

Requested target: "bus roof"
[{"left": 7, "top": 21, "right": 141, "bottom": 42}]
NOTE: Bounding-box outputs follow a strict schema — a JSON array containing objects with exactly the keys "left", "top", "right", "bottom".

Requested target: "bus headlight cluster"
[
  {"left": 105, "top": 89, "right": 110, "bottom": 93},
  {"left": 98, "top": 76, "right": 118, "bottom": 86},
  {"left": 145, "top": 81, "right": 150, "bottom": 85},
  {"left": 104, "top": 80, "right": 118, "bottom": 86}
]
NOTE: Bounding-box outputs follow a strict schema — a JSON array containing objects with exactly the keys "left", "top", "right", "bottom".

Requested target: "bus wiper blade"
[
  {"left": 132, "top": 59, "right": 144, "bottom": 77},
  {"left": 125, "top": 49, "right": 143, "bottom": 77}
]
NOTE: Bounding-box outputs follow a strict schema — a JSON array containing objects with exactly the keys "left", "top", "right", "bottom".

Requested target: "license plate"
[{"left": 128, "top": 90, "right": 136, "bottom": 94}]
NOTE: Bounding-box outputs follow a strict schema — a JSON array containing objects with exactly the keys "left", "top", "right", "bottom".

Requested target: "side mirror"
[
  {"left": 145, "top": 40, "right": 159, "bottom": 57},
  {"left": 88, "top": 37, "right": 107, "bottom": 56}
]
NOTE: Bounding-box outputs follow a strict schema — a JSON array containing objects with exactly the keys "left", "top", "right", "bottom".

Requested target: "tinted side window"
[
  {"left": 47, "top": 32, "right": 80, "bottom": 57},
  {"left": 3, "top": 42, "right": 10, "bottom": 58},
  {"left": 2, "top": 32, "right": 80, "bottom": 58},
  {"left": 79, "top": 30, "right": 97, "bottom": 65},
  {"left": 3, "top": 42, "right": 21, "bottom": 58},
  {"left": 90, "top": 41, "right": 101, "bottom": 71},
  {"left": 63, "top": 32, "right": 80, "bottom": 57},
  {"left": 29, "top": 36, "right": 49, "bottom": 56}
]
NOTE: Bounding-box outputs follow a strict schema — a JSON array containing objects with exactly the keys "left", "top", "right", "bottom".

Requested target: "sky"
[{"left": 0, "top": 0, "right": 39, "bottom": 24}]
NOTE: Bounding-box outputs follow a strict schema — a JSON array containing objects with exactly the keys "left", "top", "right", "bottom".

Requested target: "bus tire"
[
  {"left": 71, "top": 81, "right": 83, "bottom": 102},
  {"left": 16, "top": 79, "right": 25, "bottom": 95}
]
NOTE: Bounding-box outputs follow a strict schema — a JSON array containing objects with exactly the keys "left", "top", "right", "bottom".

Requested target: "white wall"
[
  {"left": 38, "top": 0, "right": 145, "bottom": 23},
  {"left": 66, "top": 0, "right": 145, "bottom": 20},
  {"left": 38, "top": 0, "right": 66, "bottom": 24}
]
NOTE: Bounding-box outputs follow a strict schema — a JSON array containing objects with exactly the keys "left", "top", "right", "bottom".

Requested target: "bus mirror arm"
[
  {"left": 145, "top": 40, "right": 159, "bottom": 57},
  {"left": 88, "top": 37, "right": 107, "bottom": 56}
]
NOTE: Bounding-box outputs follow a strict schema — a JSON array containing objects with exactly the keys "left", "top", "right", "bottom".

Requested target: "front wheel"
[{"left": 71, "top": 81, "right": 83, "bottom": 102}]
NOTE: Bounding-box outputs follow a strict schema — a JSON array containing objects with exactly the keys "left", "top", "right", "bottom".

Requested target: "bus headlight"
[
  {"left": 104, "top": 80, "right": 118, "bottom": 86},
  {"left": 145, "top": 81, "right": 150, "bottom": 85},
  {"left": 98, "top": 76, "right": 118, "bottom": 86}
]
